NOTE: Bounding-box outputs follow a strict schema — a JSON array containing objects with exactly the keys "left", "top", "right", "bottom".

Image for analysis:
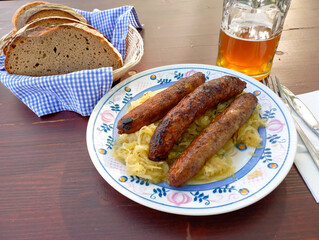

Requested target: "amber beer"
[
  {"left": 217, "top": 26, "right": 281, "bottom": 80},
  {"left": 217, "top": 0, "right": 291, "bottom": 81}
]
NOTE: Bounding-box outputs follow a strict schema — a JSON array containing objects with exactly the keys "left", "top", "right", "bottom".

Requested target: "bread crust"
[
  {"left": 12, "top": 1, "right": 49, "bottom": 31},
  {"left": 3, "top": 17, "right": 97, "bottom": 55},
  {"left": 15, "top": 3, "right": 88, "bottom": 30},
  {"left": 5, "top": 23, "right": 123, "bottom": 76}
]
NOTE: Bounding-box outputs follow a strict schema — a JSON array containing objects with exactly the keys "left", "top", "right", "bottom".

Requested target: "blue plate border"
[{"left": 87, "top": 64, "right": 296, "bottom": 213}]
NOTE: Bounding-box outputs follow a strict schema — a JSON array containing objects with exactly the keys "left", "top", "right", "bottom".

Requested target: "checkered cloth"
[{"left": 0, "top": 6, "right": 142, "bottom": 117}]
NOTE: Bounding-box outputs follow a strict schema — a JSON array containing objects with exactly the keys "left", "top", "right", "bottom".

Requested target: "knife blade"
[{"left": 281, "top": 84, "right": 319, "bottom": 137}]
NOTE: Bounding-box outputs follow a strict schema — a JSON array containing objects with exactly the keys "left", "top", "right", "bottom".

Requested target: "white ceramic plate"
[{"left": 86, "top": 64, "right": 297, "bottom": 215}]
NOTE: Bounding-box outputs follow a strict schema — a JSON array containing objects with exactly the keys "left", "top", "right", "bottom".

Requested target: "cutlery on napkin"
[
  {"left": 292, "top": 90, "right": 319, "bottom": 203},
  {"left": 282, "top": 85, "right": 319, "bottom": 138}
]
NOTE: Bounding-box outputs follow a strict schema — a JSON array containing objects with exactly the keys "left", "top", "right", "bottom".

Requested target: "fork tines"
[{"left": 262, "top": 76, "right": 282, "bottom": 99}]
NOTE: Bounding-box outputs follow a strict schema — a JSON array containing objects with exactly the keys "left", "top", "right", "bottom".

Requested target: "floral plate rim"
[{"left": 86, "top": 64, "right": 297, "bottom": 216}]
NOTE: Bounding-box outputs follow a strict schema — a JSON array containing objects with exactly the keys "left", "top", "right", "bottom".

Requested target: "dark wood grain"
[{"left": 1, "top": 0, "right": 319, "bottom": 240}]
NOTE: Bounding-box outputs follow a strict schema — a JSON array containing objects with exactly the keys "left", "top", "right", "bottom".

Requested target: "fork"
[{"left": 263, "top": 76, "right": 319, "bottom": 170}]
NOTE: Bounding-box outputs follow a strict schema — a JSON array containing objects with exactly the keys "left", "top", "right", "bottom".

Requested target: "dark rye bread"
[
  {"left": 5, "top": 23, "right": 123, "bottom": 76},
  {"left": 2, "top": 16, "right": 96, "bottom": 55},
  {"left": 14, "top": 2, "right": 88, "bottom": 30}
]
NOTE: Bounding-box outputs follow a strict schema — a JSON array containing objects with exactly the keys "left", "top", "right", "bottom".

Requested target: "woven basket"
[
  {"left": 113, "top": 24, "right": 144, "bottom": 81},
  {"left": 0, "top": 24, "right": 143, "bottom": 79}
]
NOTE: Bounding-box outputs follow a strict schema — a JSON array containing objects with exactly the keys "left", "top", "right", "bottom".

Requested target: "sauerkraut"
[{"left": 112, "top": 91, "right": 266, "bottom": 184}]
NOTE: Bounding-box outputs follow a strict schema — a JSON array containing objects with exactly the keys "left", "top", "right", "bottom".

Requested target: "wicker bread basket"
[
  {"left": 113, "top": 24, "right": 144, "bottom": 81},
  {"left": 0, "top": 24, "right": 143, "bottom": 80}
]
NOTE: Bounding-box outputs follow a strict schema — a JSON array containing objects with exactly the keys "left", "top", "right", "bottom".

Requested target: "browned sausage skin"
[
  {"left": 116, "top": 72, "right": 206, "bottom": 134},
  {"left": 148, "top": 76, "right": 246, "bottom": 161},
  {"left": 168, "top": 93, "right": 258, "bottom": 187}
]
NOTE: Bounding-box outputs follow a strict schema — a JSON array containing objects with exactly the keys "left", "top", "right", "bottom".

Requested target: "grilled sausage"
[
  {"left": 148, "top": 76, "right": 246, "bottom": 161},
  {"left": 117, "top": 72, "right": 206, "bottom": 134},
  {"left": 168, "top": 93, "right": 258, "bottom": 187}
]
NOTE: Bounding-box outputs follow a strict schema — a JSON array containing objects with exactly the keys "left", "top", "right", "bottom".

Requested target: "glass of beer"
[{"left": 216, "top": 0, "right": 292, "bottom": 80}]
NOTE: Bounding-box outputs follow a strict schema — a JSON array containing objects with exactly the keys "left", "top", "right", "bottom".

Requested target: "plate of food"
[{"left": 86, "top": 64, "right": 297, "bottom": 215}]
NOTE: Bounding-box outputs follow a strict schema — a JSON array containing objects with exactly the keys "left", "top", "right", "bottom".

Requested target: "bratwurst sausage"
[
  {"left": 168, "top": 93, "right": 258, "bottom": 187},
  {"left": 117, "top": 72, "right": 206, "bottom": 134},
  {"left": 148, "top": 76, "right": 246, "bottom": 161}
]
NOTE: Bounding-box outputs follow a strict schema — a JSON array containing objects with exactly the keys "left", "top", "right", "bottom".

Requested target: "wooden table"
[{"left": 1, "top": 0, "right": 318, "bottom": 239}]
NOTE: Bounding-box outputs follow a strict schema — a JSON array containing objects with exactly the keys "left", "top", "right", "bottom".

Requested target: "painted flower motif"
[
  {"left": 98, "top": 148, "right": 107, "bottom": 155},
  {"left": 184, "top": 70, "right": 197, "bottom": 78},
  {"left": 258, "top": 94, "right": 273, "bottom": 111},
  {"left": 167, "top": 192, "right": 192, "bottom": 206},
  {"left": 261, "top": 147, "right": 272, "bottom": 163},
  {"left": 267, "top": 119, "right": 285, "bottom": 133},
  {"left": 100, "top": 110, "right": 114, "bottom": 123},
  {"left": 151, "top": 187, "right": 169, "bottom": 199},
  {"left": 247, "top": 170, "right": 262, "bottom": 179},
  {"left": 174, "top": 71, "right": 184, "bottom": 80},
  {"left": 239, "top": 188, "right": 249, "bottom": 195},
  {"left": 227, "top": 147, "right": 238, "bottom": 157},
  {"left": 124, "top": 87, "right": 131, "bottom": 92},
  {"left": 267, "top": 134, "right": 281, "bottom": 144},
  {"left": 268, "top": 163, "right": 278, "bottom": 169},
  {"left": 253, "top": 90, "right": 261, "bottom": 96},
  {"left": 119, "top": 176, "right": 128, "bottom": 182},
  {"left": 262, "top": 108, "right": 276, "bottom": 119},
  {"left": 191, "top": 191, "right": 210, "bottom": 205},
  {"left": 236, "top": 143, "right": 247, "bottom": 151}
]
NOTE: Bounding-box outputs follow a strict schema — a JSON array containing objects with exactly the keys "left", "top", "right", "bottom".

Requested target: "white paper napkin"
[{"left": 292, "top": 90, "right": 319, "bottom": 203}]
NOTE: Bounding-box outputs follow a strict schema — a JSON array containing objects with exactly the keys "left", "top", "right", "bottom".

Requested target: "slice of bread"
[
  {"left": 19, "top": 16, "right": 91, "bottom": 31},
  {"left": 0, "top": 30, "right": 15, "bottom": 55},
  {"left": 12, "top": 1, "right": 48, "bottom": 31},
  {"left": 14, "top": 2, "right": 88, "bottom": 30},
  {"left": 5, "top": 23, "right": 123, "bottom": 76},
  {"left": 2, "top": 16, "right": 96, "bottom": 55}
]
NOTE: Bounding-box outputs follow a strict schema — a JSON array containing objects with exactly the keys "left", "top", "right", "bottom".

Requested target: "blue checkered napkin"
[
  {"left": 0, "top": 6, "right": 142, "bottom": 117},
  {"left": 76, "top": 6, "right": 142, "bottom": 57}
]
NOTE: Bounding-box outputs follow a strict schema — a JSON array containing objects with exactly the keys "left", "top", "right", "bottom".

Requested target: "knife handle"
[
  {"left": 282, "top": 85, "right": 319, "bottom": 138},
  {"left": 293, "top": 117, "right": 319, "bottom": 170}
]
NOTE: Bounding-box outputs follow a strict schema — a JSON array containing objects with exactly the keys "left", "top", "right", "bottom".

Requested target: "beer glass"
[{"left": 216, "top": 0, "right": 292, "bottom": 80}]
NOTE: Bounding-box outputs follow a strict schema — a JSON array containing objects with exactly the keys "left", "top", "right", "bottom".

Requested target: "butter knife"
[
  {"left": 274, "top": 77, "right": 319, "bottom": 170},
  {"left": 281, "top": 84, "right": 319, "bottom": 138}
]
